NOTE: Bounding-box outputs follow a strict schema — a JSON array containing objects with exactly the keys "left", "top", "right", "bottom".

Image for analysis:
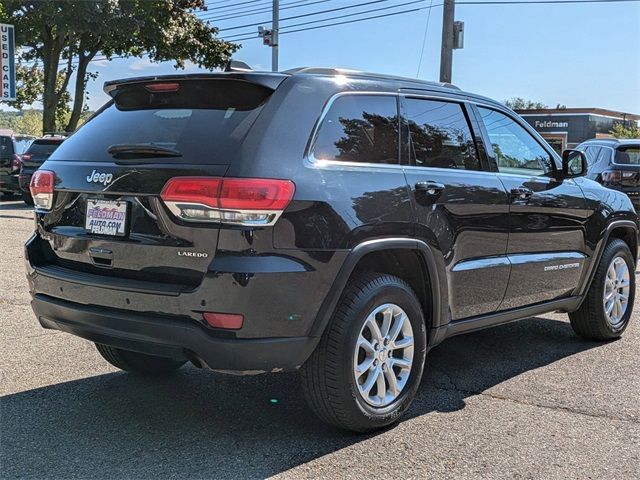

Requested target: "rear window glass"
[
  {"left": 27, "top": 141, "right": 62, "bottom": 157},
  {"left": 49, "top": 80, "right": 273, "bottom": 164},
  {"left": 616, "top": 146, "right": 640, "bottom": 165}
]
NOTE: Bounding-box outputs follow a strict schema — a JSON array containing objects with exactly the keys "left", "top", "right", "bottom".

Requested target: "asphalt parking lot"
[{"left": 1, "top": 198, "right": 639, "bottom": 479}]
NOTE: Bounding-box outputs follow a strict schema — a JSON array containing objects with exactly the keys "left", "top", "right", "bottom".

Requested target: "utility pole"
[
  {"left": 272, "top": 0, "right": 279, "bottom": 72},
  {"left": 439, "top": 0, "right": 455, "bottom": 83}
]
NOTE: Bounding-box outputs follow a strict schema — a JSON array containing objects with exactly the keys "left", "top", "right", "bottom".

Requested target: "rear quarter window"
[{"left": 311, "top": 94, "right": 399, "bottom": 165}]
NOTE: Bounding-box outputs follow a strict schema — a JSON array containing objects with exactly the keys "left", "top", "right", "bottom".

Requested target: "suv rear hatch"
[{"left": 31, "top": 74, "right": 287, "bottom": 292}]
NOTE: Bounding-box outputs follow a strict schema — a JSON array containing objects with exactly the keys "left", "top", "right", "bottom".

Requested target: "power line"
[
  {"left": 416, "top": 0, "right": 435, "bottom": 77},
  {"left": 221, "top": 0, "right": 433, "bottom": 38},
  {"left": 226, "top": 0, "right": 638, "bottom": 42},
  {"left": 229, "top": 3, "right": 443, "bottom": 41},
  {"left": 201, "top": 0, "right": 276, "bottom": 17},
  {"left": 199, "top": 0, "right": 322, "bottom": 21},
  {"left": 212, "top": 0, "right": 396, "bottom": 32}
]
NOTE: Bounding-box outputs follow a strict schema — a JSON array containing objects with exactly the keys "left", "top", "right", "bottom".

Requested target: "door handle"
[
  {"left": 510, "top": 187, "right": 533, "bottom": 200},
  {"left": 415, "top": 181, "right": 445, "bottom": 196}
]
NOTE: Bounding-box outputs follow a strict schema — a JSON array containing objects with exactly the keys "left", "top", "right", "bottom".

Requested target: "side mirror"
[{"left": 561, "top": 149, "right": 587, "bottom": 179}]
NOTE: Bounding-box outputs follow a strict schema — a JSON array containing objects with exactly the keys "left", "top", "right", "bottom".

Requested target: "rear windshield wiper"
[{"left": 107, "top": 143, "right": 182, "bottom": 159}]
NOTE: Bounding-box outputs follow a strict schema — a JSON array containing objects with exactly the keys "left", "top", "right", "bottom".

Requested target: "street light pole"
[
  {"left": 272, "top": 0, "right": 279, "bottom": 72},
  {"left": 439, "top": 0, "right": 455, "bottom": 83}
]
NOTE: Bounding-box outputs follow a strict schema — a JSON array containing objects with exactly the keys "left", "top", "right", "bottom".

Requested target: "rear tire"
[
  {"left": 569, "top": 238, "right": 635, "bottom": 340},
  {"left": 95, "top": 343, "right": 185, "bottom": 375},
  {"left": 301, "top": 273, "right": 427, "bottom": 432}
]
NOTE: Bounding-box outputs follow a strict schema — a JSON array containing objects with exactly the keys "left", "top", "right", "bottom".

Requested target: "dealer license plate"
[{"left": 85, "top": 199, "right": 129, "bottom": 236}]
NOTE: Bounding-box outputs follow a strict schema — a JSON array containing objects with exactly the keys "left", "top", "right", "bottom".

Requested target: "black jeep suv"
[{"left": 25, "top": 68, "right": 638, "bottom": 432}]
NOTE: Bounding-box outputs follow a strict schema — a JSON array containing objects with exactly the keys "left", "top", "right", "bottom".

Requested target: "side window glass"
[
  {"left": 312, "top": 95, "right": 399, "bottom": 165},
  {"left": 478, "top": 107, "right": 554, "bottom": 176},
  {"left": 404, "top": 98, "right": 479, "bottom": 170}
]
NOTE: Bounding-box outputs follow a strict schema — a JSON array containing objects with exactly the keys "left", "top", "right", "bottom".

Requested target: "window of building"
[
  {"left": 312, "top": 95, "right": 399, "bottom": 165},
  {"left": 478, "top": 107, "right": 554, "bottom": 176},
  {"left": 404, "top": 98, "right": 479, "bottom": 170}
]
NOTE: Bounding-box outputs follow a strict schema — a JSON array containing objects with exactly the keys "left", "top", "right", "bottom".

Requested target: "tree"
[
  {"left": 504, "top": 97, "right": 548, "bottom": 110},
  {"left": 1, "top": 1, "right": 238, "bottom": 133},
  {"left": 15, "top": 109, "right": 43, "bottom": 136},
  {"left": 610, "top": 123, "right": 640, "bottom": 139},
  {"left": 7, "top": 64, "right": 71, "bottom": 132}
]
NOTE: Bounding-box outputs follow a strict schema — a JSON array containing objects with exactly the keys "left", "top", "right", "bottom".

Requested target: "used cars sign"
[{"left": 0, "top": 23, "right": 16, "bottom": 101}]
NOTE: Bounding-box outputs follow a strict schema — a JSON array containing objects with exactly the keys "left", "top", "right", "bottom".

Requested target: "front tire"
[
  {"left": 301, "top": 273, "right": 427, "bottom": 432},
  {"left": 569, "top": 238, "right": 635, "bottom": 340},
  {"left": 95, "top": 343, "right": 186, "bottom": 375}
]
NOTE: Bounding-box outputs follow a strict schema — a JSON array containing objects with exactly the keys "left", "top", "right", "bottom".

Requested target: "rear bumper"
[{"left": 32, "top": 294, "right": 319, "bottom": 372}]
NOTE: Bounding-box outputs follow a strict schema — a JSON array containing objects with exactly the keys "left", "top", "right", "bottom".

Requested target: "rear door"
[
  {"left": 32, "top": 78, "right": 277, "bottom": 291},
  {"left": 400, "top": 94, "right": 510, "bottom": 320},
  {"left": 473, "top": 105, "right": 591, "bottom": 310}
]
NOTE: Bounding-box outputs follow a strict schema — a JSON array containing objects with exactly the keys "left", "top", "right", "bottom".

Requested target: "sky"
[{"left": 8, "top": 0, "right": 640, "bottom": 113}]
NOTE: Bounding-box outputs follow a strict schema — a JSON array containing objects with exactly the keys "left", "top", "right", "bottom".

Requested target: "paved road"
[{"left": 1, "top": 199, "right": 638, "bottom": 479}]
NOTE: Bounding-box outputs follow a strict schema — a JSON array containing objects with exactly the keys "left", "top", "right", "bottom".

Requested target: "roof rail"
[{"left": 284, "top": 66, "right": 460, "bottom": 89}]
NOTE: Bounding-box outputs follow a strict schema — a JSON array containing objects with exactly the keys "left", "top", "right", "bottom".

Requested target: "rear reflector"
[
  {"left": 30, "top": 170, "right": 56, "bottom": 210},
  {"left": 161, "top": 176, "right": 295, "bottom": 226},
  {"left": 145, "top": 82, "right": 180, "bottom": 93},
  {"left": 203, "top": 312, "right": 244, "bottom": 330}
]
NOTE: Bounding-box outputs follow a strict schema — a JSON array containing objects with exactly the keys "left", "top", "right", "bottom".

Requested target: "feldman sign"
[
  {"left": 0, "top": 24, "right": 16, "bottom": 101},
  {"left": 534, "top": 120, "right": 569, "bottom": 129}
]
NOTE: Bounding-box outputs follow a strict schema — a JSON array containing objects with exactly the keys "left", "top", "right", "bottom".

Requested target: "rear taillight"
[
  {"left": 601, "top": 170, "right": 635, "bottom": 184},
  {"left": 160, "top": 176, "right": 295, "bottom": 226},
  {"left": 11, "top": 154, "right": 22, "bottom": 173},
  {"left": 21, "top": 154, "right": 32, "bottom": 161},
  {"left": 30, "top": 170, "right": 56, "bottom": 210}
]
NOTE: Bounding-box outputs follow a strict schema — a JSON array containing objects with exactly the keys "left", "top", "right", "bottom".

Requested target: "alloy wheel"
[
  {"left": 353, "top": 303, "right": 414, "bottom": 407},
  {"left": 603, "top": 256, "right": 631, "bottom": 328}
]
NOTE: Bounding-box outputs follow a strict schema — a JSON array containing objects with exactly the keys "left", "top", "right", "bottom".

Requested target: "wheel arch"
[
  {"left": 577, "top": 219, "right": 639, "bottom": 301},
  {"left": 308, "top": 238, "right": 446, "bottom": 341}
]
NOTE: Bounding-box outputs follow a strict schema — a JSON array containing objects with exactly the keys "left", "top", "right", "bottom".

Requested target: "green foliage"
[
  {"left": 610, "top": 123, "right": 640, "bottom": 139},
  {"left": 2, "top": 1, "right": 238, "bottom": 132},
  {"left": 0, "top": 111, "right": 18, "bottom": 131},
  {"left": 504, "top": 98, "right": 548, "bottom": 110},
  {"left": 15, "top": 110, "right": 43, "bottom": 136}
]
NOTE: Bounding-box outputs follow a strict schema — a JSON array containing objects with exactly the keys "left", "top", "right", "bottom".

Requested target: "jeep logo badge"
[{"left": 86, "top": 169, "right": 114, "bottom": 186}]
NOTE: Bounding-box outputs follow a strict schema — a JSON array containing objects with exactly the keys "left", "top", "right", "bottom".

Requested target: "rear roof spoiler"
[{"left": 103, "top": 72, "right": 289, "bottom": 97}]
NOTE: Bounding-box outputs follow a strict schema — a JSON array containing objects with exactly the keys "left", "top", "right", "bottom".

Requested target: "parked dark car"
[
  {"left": 19, "top": 136, "right": 65, "bottom": 205},
  {"left": 576, "top": 138, "right": 640, "bottom": 209},
  {"left": 0, "top": 134, "right": 23, "bottom": 197},
  {"left": 25, "top": 69, "right": 638, "bottom": 432}
]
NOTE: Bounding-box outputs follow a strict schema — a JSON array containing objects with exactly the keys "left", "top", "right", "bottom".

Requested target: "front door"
[
  {"left": 400, "top": 95, "right": 510, "bottom": 320},
  {"left": 474, "top": 106, "right": 591, "bottom": 310}
]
